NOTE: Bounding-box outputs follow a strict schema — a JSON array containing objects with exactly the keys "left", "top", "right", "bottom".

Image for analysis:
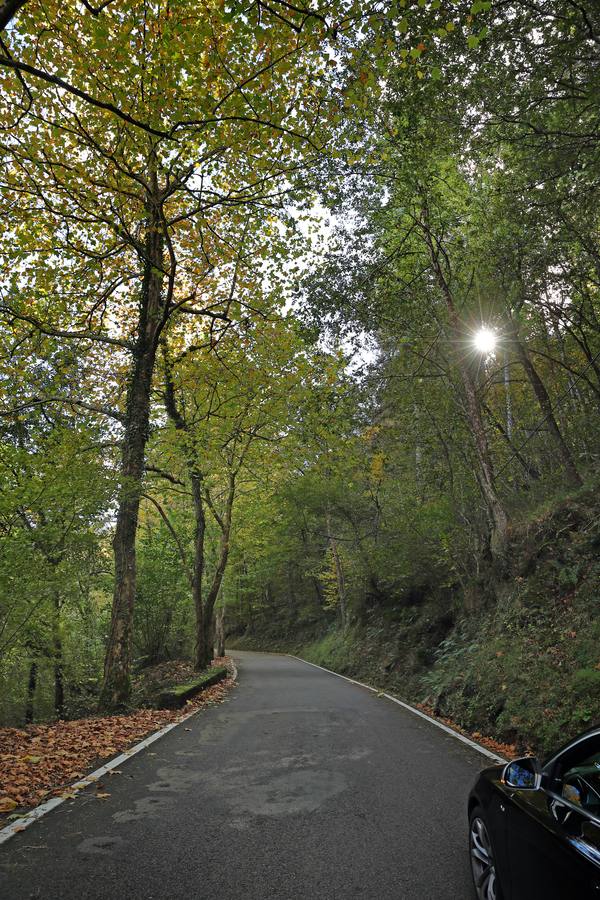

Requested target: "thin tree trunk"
[
  {"left": 25, "top": 660, "right": 37, "bottom": 724},
  {"left": 162, "top": 346, "right": 210, "bottom": 673},
  {"left": 100, "top": 188, "right": 165, "bottom": 710},
  {"left": 413, "top": 401, "right": 423, "bottom": 499},
  {"left": 191, "top": 471, "right": 207, "bottom": 669},
  {"left": 300, "top": 526, "right": 325, "bottom": 605},
  {"left": 503, "top": 351, "right": 513, "bottom": 441},
  {"left": 422, "top": 223, "right": 508, "bottom": 559},
  {"left": 215, "top": 606, "right": 225, "bottom": 658},
  {"left": 53, "top": 592, "right": 64, "bottom": 719},
  {"left": 510, "top": 321, "right": 582, "bottom": 487},
  {"left": 287, "top": 566, "right": 297, "bottom": 627},
  {"left": 482, "top": 401, "right": 539, "bottom": 480},
  {"left": 459, "top": 365, "right": 508, "bottom": 557},
  {"left": 196, "top": 472, "right": 236, "bottom": 669},
  {"left": 325, "top": 508, "right": 348, "bottom": 631}
]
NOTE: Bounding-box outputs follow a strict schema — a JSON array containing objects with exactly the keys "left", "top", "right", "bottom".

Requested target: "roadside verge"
[
  {"left": 289, "top": 654, "right": 507, "bottom": 765},
  {"left": 0, "top": 658, "right": 237, "bottom": 846}
]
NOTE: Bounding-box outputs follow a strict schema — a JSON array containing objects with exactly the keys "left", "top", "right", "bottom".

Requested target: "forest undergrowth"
[{"left": 233, "top": 483, "right": 600, "bottom": 757}]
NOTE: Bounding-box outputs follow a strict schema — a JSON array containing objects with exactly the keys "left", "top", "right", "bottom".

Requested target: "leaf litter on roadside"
[{"left": 0, "top": 659, "right": 235, "bottom": 819}]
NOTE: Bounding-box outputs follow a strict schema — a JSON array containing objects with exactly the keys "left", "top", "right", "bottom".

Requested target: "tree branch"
[
  {"left": 0, "top": 396, "right": 125, "bottom": 423},
  {"left": 0, "top": 54, "right": 174, "bottom": 138},
  {"left": 0, "top": 0, "right": 26, "bottom": 31},
  {"left": 141, "top": 493, "right": 192, "bottom": 585},
  {"left": 0, "top": 306, "right": 134, "bottom": 350}
]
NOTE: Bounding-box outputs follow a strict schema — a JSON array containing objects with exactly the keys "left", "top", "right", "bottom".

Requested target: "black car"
[{"left": 468, "top": 726, "right": 600, "bottom": 899}]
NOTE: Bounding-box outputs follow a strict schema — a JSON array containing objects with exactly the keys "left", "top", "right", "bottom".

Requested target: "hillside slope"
[{"left": 232, "top": 485, "right": 600, "bottom": 755}]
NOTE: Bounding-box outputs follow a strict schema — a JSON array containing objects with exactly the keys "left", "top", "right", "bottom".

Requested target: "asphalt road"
[{"left": 0, "top": 651, "right": 491, "bottom": 900}]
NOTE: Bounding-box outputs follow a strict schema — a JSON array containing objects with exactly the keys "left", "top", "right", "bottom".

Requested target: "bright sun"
[{"left": 473, "top": 327, "right": 497, "bottom": 354}]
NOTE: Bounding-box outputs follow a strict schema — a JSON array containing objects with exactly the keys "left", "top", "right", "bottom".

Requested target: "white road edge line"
[
  {"left": 288, "top": 654, "right": 506, "bottom": 765},
  {"left": 0, "top": 661, "right": 238, "bottom": 847}
]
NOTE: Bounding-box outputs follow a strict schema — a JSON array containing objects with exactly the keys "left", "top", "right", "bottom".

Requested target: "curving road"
[{"left": 0, "top": 651, "right": 491, "bottom": 899}]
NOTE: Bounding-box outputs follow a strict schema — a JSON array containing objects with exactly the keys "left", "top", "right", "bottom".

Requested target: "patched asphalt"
[{"left": 0, "top": 651, "right": 487, "bottom": 899}]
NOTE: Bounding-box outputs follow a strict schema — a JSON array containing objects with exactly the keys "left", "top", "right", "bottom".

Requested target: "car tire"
[{"left": 469, "top": 806, "right": 504, "bottom": 900}]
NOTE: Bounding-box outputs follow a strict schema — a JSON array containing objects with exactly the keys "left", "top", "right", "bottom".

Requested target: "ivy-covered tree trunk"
[
  {"left": 162, "top": 352, "right": 211, "bottom": 674},
  {"left": 100, "top": 193, "right": 165, "bottom": 710}
]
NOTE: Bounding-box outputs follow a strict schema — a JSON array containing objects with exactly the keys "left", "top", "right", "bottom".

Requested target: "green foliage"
[
  {"left": 1, "top": 0, "right": 599, "bottom": 743},
  {"left": 135, "top": 518, "right": 194, "bottom": 664},
  {"left": 572, "top": 670, "right": 600, "bottom": 699}
]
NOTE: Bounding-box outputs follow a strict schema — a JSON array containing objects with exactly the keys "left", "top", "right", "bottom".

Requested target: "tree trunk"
[
  {"left": 25, "top": 660, "right": 37, "bottom": 724},
  {"left": 300, "top": 526, "right": 325, "bottom": 605},
  {"left": 325, "top": 508, "right": 348, "bottom": 631},
  {"left": 196, "top": 473, "right": 236, "bottom": 669},
  {"left": 459, "top": 364, "right": 509, "bottom": 558},
  {"left": 287, "top": 566, "right": 297, "bottom": 627},
  {"left": 482, "top": 400, "right": 540, "bottom": 481},
  {"left": 162, "top": 346, "right": 210, "bottom": 675},
  {"left": 196, "top": 534, "right": 230, "bottom": 668},
  {"left": 191, "top": 471, "right": 207, "bottom": 670},
  {"left": 510, "top": 322, "right": 582, "bottom": 488},
  {"left": 100, "top": 191, "right": 165, "bottom": 710},
  {"left": 53, "top": 592, "right": 64, "bottom": 720},
  {"left": 503, "top": 351, "right": 513, "bottom": 441},
  {"left": 422, "top": 221, "right": 508, "bottom": 559},
  {"left": 215, "top": 606, "right": 225, "bottom": 658}
]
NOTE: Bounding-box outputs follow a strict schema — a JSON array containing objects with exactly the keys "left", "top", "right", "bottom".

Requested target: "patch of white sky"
[{"left": 290, "top": 198, "right": 379, "bottom": 377}]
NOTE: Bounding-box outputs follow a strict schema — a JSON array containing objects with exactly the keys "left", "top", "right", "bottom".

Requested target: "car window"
[{"left": 554, "top": 739, "right": 600, "bottom": 815}]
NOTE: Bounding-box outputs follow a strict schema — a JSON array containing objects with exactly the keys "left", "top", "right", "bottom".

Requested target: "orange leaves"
[
  {"left": 0, "top": 659, "right": 235, "bottom": 818},
  {"left": 0, "top": 713, "right": 170, "bottom": 813},
  {"left": 414, "top": 701, "right": 518, "bottom": 759}
]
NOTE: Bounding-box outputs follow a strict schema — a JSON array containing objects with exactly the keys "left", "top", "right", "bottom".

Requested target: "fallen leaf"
[{"left": 0, "top": 659, "right": 234, "bottom": 814}]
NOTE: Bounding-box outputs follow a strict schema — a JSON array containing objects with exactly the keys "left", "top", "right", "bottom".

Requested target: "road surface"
[{"left": 0, "top": 651, "right": 490, "bottom": 899}]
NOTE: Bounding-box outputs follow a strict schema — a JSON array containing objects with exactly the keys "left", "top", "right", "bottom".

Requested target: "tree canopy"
[{"left": 1, "top": 0, "right": 599, "bottom": 756}]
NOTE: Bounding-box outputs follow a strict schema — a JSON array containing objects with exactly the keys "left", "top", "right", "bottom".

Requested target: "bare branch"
[{"left": 0, "top": 396, "right": 125, "bottom": 423}]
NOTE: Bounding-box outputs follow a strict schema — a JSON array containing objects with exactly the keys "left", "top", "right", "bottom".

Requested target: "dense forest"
[{"left": 0, "top": 0, "right": 599, "bottom": 755}]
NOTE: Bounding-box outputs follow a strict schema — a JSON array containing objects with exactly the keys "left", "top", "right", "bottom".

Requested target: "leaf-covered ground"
[
  {"left": 0, "top": 658, "right": 235, "bottom": 819},
  {"left": 413, "top": 702, "right": 522, "bottom": 761}
]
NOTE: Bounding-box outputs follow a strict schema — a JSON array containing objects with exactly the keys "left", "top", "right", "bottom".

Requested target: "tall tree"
[{"left": 0, "top": 0, "right": 352, "bottom": 706}]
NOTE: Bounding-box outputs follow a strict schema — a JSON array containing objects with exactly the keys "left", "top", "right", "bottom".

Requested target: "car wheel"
[{"left": 469, "top": 806, "right": 504, "bottom": 900}]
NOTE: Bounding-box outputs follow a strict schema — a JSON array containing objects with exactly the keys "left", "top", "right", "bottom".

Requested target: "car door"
[{"left": 504, "top": 736, "right": 600, "bottom": 899}]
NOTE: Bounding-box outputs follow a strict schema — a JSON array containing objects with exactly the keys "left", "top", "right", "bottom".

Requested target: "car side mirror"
[{"left": 502, "top": 756, "right": 542, "bottom": 790}]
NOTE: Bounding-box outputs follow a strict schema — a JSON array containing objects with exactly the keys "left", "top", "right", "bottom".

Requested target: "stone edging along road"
[
  {"left": 288, "top": 654, "right": 507, "bottom": 766},
  {"left": 0, "top": 660, "right": 238, "bottom": 847}
]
